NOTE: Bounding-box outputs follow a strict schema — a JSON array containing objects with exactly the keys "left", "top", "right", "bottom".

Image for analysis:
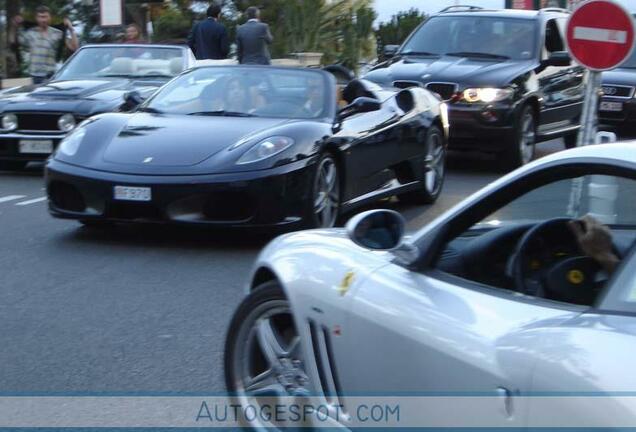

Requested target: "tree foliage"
[
  {"left": 231, "top": 0, "right": 375, "bottom": 70},
  {"left": 376, "top": 8, "right": 427, "bottom": 56},
  {"left": 153, "top": 6, "right": 192, "bottom": 42}
]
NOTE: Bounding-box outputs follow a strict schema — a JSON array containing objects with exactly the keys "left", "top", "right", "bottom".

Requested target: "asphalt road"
[{"left": 0, "top": 140, "right": 564, "bottom": 394}]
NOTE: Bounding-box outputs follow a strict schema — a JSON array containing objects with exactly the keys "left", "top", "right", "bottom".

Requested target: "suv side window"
[{"left": 544, "top": 18, "right": 565, "bottom": 58}]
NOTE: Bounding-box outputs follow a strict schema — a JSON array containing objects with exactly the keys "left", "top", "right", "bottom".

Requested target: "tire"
[
  {"left": 498, "top": 105, "right": 536, "bottom": 170},
  {"left": 564, "top": 132, "right": 578, "bottom": 149},
  {"left": 307, "top": 153, "right": 340, "bottom": 228},
  {"left": 224, "top": 281, "right": 311, "bottom": 429},
  {"left": 0, "top": 161, "right": 27, "bottom": 171},
  {"left": 399, "top": 125, "right": 446, "bottom": 205}
]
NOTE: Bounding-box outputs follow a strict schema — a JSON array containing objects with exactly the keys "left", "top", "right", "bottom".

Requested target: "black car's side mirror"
[
  {"left": 383, "top": 44, "right": 400, "bottom": 59},
  {"left": 122, "top": 91, "right": 144, "bottom": 111},
  {"left": 542, "top": 51, "right": 572, "bottom": 68},
  {"left": 346, "top": 209, "right": 406, "bottom": 250},
  {"left": 337, "top": 96, "right": 381, "bottom": 122}
]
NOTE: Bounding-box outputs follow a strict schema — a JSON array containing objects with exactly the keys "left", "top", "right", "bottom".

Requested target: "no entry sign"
[{"left": 566, "top": 0, "right": 635, "bottom": 71}]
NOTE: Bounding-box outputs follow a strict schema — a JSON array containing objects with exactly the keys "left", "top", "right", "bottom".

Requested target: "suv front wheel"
[{"left": 499, "top": 105, "right": 536, "bottom": 170}]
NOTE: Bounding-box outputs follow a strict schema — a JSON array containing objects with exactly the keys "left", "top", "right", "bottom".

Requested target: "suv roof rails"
[
  {"left": 539, "top": 7, "right": 570, "bottom": 14},
  {"left": 438, "top": 5, "right": 485, "bottom": 13}
]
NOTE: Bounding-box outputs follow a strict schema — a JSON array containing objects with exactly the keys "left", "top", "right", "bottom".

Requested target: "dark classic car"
[
  {"left": 600, "top": 46, "right": 636, "bottom": 132},
  {"left": 0, "top": 44, "right": 195, "bottom": 170},
  {"left": 46, "top": 66, "right": 448, "bottom": 230},
  {"left": 365, "top": 6, "right": 584, "bottom": 169}
]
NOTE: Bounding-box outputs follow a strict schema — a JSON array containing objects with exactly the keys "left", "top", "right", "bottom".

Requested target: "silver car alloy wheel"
[
  {"left": 520, "top": 111, "right": 536, "bottom": 165},
  {"left": 233, "top": 299, "right": 310, "bottom": 428},
  {"left": 313, "top": 156, "right": 339, "bottom": 228},
  {"left": 425, "top": 130, "right": 445, "bottom": 196}
]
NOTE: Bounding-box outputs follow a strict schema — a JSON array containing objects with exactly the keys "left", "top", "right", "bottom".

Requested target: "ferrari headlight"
[
  {"left": 237, "top": 136, "right": 294, "bottom": 165},
  {"left": 1, "top": 113, "right": 18, "bottom": 131},
  {"left": 462, "top": 88, "right": 513, "bottom": 103},
  {"left": 57, "top": 128, "right": 86, "bottom": 157},
  {"left": 57, "top": 114, "right": 76, "bottom": 132}
]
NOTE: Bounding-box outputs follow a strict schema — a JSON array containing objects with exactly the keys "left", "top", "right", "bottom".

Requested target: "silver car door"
[
  {"left": 527, "top": 249, "right": 636, "bottom": 428},
  {"left": 339, "top": 263, "right": 583, "bottom": 428}
]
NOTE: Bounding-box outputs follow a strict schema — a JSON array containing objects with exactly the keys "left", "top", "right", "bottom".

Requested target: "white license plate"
[
  {"left": 600, "top": 101, "right": 623, "bottom": 112},
  {"left": 19, "top": 139, "right": 53, "bottom": 154},
  {"left": 114, "top": 186, "right": 152, "bottom": 202}
]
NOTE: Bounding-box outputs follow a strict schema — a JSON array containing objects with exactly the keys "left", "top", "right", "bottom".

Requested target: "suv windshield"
[
  {"left": 55, "top": 46, "right": 185, "bottom": 80},
  {"left": 401, "top": 16, "right": 537, "bottom": 61}
]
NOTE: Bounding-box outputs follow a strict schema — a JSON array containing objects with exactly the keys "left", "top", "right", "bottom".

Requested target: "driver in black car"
[{"left": 569, "top": 215, "right": 621, "bottom": 274}]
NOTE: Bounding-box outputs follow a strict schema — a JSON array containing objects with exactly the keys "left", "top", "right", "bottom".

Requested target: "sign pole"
[{"left": 577, "top": 70, "right": 602, "bottom": 147}]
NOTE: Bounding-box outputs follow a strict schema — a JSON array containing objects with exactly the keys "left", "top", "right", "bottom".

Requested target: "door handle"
[{"left": 496, "top": 387, "right": 514, "bottom": 419}]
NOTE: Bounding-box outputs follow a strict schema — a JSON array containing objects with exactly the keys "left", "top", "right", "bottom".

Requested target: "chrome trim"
[
  {"left": 537, "top": 124, "right": 580, "bottom": 137},
  {"left": 16, "top": 130, "right": 67, "bottom": 135},
  {"left": 0, "top": 133, "right": 64, "bottom": 140},
  {"left": 601, "top": 84, "right": 635, "bottom": 99}
]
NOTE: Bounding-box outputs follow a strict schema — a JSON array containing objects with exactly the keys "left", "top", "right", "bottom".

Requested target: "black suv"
[
  {"left": 364, "top": 6, "right": 584, "bottom": 168},
  {"left": 600, "top": 31, "right": 636, "bottom": 133}
]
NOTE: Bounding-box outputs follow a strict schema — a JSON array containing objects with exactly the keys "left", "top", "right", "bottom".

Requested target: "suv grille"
[
  {"left": 425, "top": 83, "right": 457, "bottom": 101},
  {"left": 393, "top": 80, "right": 423, "bottom": 89},
  {"left": 602, "top": 85, "right": 634, "bottom": 99}
]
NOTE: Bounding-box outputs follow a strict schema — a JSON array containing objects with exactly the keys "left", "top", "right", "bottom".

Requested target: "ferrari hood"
[
  {"left": 365, "top": 56, "right": 534, "bottom": 88},
  {"left": 101, "top": 113, "right": 290, "bottom": 169}
]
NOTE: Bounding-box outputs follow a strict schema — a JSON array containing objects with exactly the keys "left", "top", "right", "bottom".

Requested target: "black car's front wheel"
[
  {"left": 399, "top": 125, "right": 446, "bottom": 205},
  {"left": 500, "top": 105, "right": 536, "bottom": 170},
  {"left": 308, "top": 153, "right": 340, "bottom": 228},
  {"left": 224, "top": 281, "right": 311, "bottom": 429}
]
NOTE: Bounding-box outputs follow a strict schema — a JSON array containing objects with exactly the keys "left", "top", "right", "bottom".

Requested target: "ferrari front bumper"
[{"left": 45, "top": 158, "right": 316, "bottom": 229}]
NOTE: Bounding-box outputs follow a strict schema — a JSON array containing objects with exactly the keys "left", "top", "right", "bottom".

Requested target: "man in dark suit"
[
  {"left": 187, "top": 4, "right": 229, "bottom": 60},
  {"left": 236, "top": 7, "right": 273, "bottom": 65}
]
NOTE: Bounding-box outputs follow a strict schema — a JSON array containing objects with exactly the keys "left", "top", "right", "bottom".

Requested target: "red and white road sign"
[{"left": 566, "top": 0, "right": 635, "bottom": 71}]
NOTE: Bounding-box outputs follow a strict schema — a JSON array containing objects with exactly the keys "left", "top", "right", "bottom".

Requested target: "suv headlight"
[
  {"left": 462, "top": 88, "right": 513, "bottom": 103},
  {"left": 57, "top": 128, "right": 86, "bottom": 157},
  {"left": 2, "top": 113, "right": 18, "bottom": 131},
  {"left": 57, "top": 114, "right": 76, "bottom": 132},
  {"left": 237, "top": 136, "right": 294, "bottom": 165}
]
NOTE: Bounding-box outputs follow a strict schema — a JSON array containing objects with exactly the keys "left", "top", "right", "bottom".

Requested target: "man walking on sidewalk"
[
  {"left": 236, "top": 7, "right": 273, "bottom": 65},
  {"left": 15, "top": 5, "right": 78, "bottom": 84},
  {"left": 187, "top": 4, "right": 229, "bottom": 60}
]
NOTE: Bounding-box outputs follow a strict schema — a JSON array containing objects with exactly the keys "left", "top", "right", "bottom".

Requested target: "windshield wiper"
[
  {"left": 102, "top": 73, "right": 135, "bottom": 78},
  {"left": 400, "top": 51, "right": 439, "bottom": 56},
  {"left": 134, "top": 74, "right": 174, "bottom": 79},
  {"left": 187, "top": 110, "right": 256, "bottom": 118},
  {"left": 137, "top": 107, "right": 163, "bottom": 114},
  {"left": 445, "top": 52, "right": 510, "bottom": 60}
]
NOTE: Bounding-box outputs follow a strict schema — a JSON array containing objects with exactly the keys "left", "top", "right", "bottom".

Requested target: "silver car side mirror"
[{"left": 346, "top": 209, "right": 406, "bottom": 250}]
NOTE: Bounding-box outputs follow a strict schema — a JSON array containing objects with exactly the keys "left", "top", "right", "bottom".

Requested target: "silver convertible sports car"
[{"left": 225, "top": 143, "right": 636, "bottom": 429}]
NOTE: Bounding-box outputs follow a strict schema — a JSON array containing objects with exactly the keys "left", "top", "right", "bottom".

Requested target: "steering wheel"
[{"left": 508, "top": 218, "right": 603, "bottom": 304}]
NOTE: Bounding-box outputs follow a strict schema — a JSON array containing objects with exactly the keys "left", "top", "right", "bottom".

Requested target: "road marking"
[
  {"left": 15, "top": 197, "right": 47, "bottom": 206},
  {"left": 574, "top": 26, "right": 628, "bottom": 44},
  {"left": 0, "top": 195, "right": 26, "bottom": 204}
]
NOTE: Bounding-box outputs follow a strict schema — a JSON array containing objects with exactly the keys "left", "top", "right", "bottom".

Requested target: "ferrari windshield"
[
  {"left": 55, "top": 46, "right": 185, "bottom": 80},
  {"left": 401, "top": 16, "right": 537, "bottom": 61},
  {"left": 143, "top": 67, "right": 334, "bottom": 120}
]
